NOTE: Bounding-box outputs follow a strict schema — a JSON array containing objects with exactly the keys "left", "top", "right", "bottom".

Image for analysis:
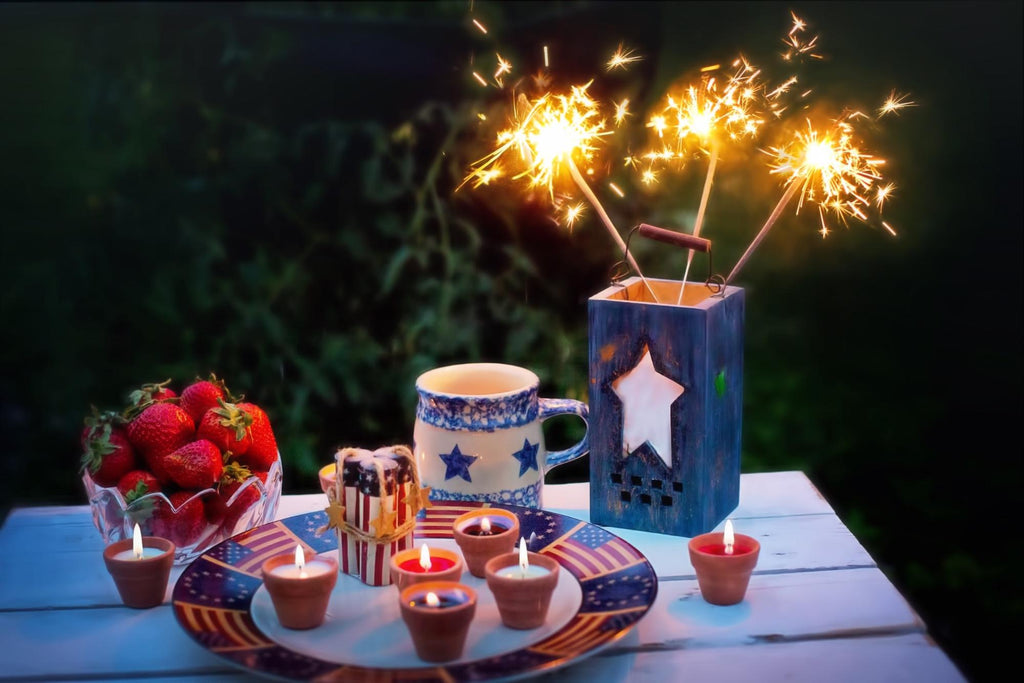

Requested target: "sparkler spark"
[
  {"left": 607, "top": 43, "right": 642, "bottom": 71},
  {"left": 727, "top": 110, "right": 899, "bottom": 284},
  {"left": 463, "top": 83, "right": 659, "bottom": 300},
  {"left": 879, "top": 90, "right": 916, "bottom": 117}
]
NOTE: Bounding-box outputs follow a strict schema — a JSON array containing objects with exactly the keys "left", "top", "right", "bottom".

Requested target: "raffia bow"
[{"left": 318, "top": 444, "right": 431, "bottom": 543}]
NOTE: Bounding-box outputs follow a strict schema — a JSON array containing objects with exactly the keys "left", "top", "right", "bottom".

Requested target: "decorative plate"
[{"left": 172, "top": 501, "right": 657, "bottom": 682}]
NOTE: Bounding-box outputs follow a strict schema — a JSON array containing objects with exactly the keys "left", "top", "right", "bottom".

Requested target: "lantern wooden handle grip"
[{"left": 637, "top": 224, "right": 711, "bottom": 252}]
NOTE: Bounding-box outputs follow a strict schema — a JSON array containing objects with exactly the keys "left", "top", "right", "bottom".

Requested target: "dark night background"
[{"left": 0, "top": 2, "right": 1020, "bottom": 681}]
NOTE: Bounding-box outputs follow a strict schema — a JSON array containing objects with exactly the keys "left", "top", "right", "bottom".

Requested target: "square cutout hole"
[
  {"left": 630, "top": 475, "right": 642, "bottom": 486},
  {"left": 660, "top": 495, "right": 673, "bottom": 506},
  {"left": 672, "top": 481, "right": 683, "bottom": 492},
  {"left": 651, "top": 479, "right": 663, "bottom": 489},
  {"left": 620, "top": 490, "right": 631, "bottom": 502},
  {"left": 611, "top": 473, "right": 622, "bottom": 484},
  {"left": 640, "top": 493, "right": 652, "bottom": 505}
]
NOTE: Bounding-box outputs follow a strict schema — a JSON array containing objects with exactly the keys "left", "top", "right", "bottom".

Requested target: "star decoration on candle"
[
  {"left": 402, "top": 485, "right": 434, "bottom": 512},
  {"left": 370, "top": 503, "right": 398, "bottom": 538},
  {"left": 511, "top": 438, "right": 540, "bottom": 476},
  {"left": 611, "top": 346, "right": 685, "bottom": 468},
  {"left": 323, "top": 497, "right": 346, "bottom": 532},
  {"left": 439, "top": 444, "right": 478, "bottom": 482}
]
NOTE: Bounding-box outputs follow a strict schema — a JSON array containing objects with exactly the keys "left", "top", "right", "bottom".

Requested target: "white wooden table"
[{"left": 0, "top": 471, "right": 966, "bottom": 682}]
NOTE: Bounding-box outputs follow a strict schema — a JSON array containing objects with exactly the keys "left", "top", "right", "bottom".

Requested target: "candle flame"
[
  {"left": 426, "top": 591, "right": 440, "bottom": 608},
  {"left": 419, "top": 542, "right": 432, "bottom": 571},
  {"left": 295, "top": 544, "right": 306, "bottom": 572},
  {"left": 480, "top": 516, "right": 492, "bottom": 533},
  {"left": 132, "top": 523, "right": 143, "bottom": 560},
  {"left": 724, "top": 520, "right": 735, "bottom": 555},
  {"left": 518, "top": 536, "right": 529, "bottom": 574}
]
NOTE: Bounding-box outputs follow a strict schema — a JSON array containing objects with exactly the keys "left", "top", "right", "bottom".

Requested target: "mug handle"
[{"left": 538, "top": 398, "right": 589, "bottom": 468}]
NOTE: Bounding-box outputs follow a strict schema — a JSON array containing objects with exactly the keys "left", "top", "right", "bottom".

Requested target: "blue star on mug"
[
  {"left": 439, "top": 444, "right": 478, "bottom": 482},
  {"left": 511, "top": 438, "right": 540, "bottom": 477}
]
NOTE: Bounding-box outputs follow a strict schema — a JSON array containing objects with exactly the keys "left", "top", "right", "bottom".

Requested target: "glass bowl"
[{"left": 84, "top": 453, "right": 283, "bottom": 565}]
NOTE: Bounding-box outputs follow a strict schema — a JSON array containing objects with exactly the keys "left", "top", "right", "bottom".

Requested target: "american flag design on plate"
[
  {"left": 336, "top": 448, "right": 415, "bottom": 586},
  {"left": 173, "top": 500, "right": 657, "bottom": 681}
]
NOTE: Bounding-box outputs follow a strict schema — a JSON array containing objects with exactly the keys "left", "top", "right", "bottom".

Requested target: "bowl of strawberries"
[{"left": 80, "top": 375, "right": 283, "bottom": 565}]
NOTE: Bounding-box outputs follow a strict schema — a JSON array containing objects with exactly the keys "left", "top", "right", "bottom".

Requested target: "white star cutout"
[{"left": 612, "top": 346, "right": 684, "bottom": 468}]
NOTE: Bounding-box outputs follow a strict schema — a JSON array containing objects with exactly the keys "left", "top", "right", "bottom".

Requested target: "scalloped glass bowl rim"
[{"left": 83, "top": 451, "right": 283, "bottom": 514}]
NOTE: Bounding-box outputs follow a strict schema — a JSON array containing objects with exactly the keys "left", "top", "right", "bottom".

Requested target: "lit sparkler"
[
  {"left": 726, "top": 106, "right": 899, "bottom": 284},
  {"left": 643, "top": 57, "right": 768, "bottom": 302},
  {"left": 463, "top": 82, "right": 659, "bottom": 300}
]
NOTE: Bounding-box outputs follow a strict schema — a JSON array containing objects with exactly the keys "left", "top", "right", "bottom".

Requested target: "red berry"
[
  {"left": 179, "top": 374, "right": 231, "bottom": 424},
  {"left": 81, "top": 425, "right": 137, "bottom": 488},
  {"left": 127, "top": 379, "right": 177, "bottom": 407},
  {"left": 152, "top": 491, "right": 208, "bottom": 548},
  {"left": 235, "top": 402, "right": 278, "bottom": 471},
  {"left": 116, "top": 470, "right": 161, "bottom": 503},
  {"left": 196, "top": 400, "right": 253, "bottom": 455},
  {"left": 127, "top": 402, "right": 195, "bottom": 460},
  {"left": 164, "top": 439, "right": 224, "bottom": 489}
]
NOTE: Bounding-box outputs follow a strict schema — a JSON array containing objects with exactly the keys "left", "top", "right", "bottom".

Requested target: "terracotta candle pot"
[
  {"left": 687, "top": 530, "right": 760, "bottom": 606},
  {"left": 484, "top": 551, "right": 559, "bottom": 629},
  {"left": 261, "top": 550, "right": 338, "bottom": 629},
  {"left": 103, "top": 536, "right": 175, "bottom": 609},
  {"left": 452, "top": 508, "right": 519, "bottom": 578},
  {"left": 318, "top": 463, "right": 337, "bottom": 494},
  {"left": 399, "top": 581, "right": 477, "bottom": 662},
  {"left": 390, "top": 543, "right": 465, "bottom": 593}
]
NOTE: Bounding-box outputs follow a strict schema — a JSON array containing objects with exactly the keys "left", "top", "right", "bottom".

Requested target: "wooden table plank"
[
  {"left": 0, "top": 511, "right": 873, "bottom": 610},
  {"left": 0, "top": 568, "right": 939, "bottom": 681},
  {"left": 544, "top": 633, "right": 967, "bottom": 682}
]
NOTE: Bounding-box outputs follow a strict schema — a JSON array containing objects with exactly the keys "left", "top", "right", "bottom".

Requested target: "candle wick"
[{"left": 725, "top": 544, "right": 734, "bottom": 555}]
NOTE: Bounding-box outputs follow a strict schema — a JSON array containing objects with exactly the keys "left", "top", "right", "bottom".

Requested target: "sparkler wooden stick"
[
  {"left": 725, "top": 179, "right": 801, "bottom": 285},
  {"left": 567, "top": 158, "right": 660, "bottom": 303},
  {"left": 677, "top": 140, "right": 720, "bottom": 304}
]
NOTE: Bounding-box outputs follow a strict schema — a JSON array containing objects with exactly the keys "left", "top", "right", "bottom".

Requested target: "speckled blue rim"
[
  {"left": 415, "top": 363, "right": 540, "bottom": 431},
  {"left": 172, "top": 501, "right": 657, "bottom": 682}
]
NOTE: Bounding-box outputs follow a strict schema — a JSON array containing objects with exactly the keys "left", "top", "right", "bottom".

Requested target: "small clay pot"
[
  {"left": 484, "top": 551, "right": 560, "bottom": 629},
  {"left": 399, "top": 580, "right": 477, "bottom": 662},
  {"left": 451, "top": 508, "right": 520, "bottom": 578},
  {"left": 390, "top": 545, "right": 465, "bottom": 593},
  {"left": 318, "top": 463, "right": 337, "bottom": 494},
  {"left": 261, "top": 553, "right": 338, "bottom": 629},
  {"left": 103, "top": 536, "right": 175, "bottom": 609},
  {"left": 687, "top": 531, "right": 760, "bottom": 606}
]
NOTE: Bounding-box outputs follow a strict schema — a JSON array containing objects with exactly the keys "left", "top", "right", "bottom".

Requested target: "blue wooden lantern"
[{"left": 588, "top": 276, "right": 744, "bottom": 537}]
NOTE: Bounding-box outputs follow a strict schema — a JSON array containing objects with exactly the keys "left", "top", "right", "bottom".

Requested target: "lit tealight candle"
[
  {"left": 261, "top": 545, "right": 338, "bottom": 629},
  {"left": 687, "top": 519, "right": 761, "bottom": 606},
  {"left": 499, "top": 537, "right": 551, "bottom": 579},
  {"left": 113, "top": 524, "right": 166, "bottom": 561},
  {"left": 484, "top": 537, "right": 560, "bottom": 629},
  {"left": 390, "top": 543, "right": 463, "bottom": 591},
  {"left": 269, "top": 545, "right": 334, "bottom": 579}
]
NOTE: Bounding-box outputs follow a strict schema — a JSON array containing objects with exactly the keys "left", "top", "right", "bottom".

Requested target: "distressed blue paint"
[{"left": 588, "top": 278, "right": 744, "bottom": 537}]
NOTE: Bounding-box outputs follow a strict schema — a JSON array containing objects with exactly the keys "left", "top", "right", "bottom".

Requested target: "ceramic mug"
[{"left": 413, "top": 363, "right": 588, "bottom": 508}]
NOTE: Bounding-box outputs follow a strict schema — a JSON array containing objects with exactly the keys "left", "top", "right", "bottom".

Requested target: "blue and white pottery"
[{"left": 413, "top": 363, "right": 589, "bottom": 508}]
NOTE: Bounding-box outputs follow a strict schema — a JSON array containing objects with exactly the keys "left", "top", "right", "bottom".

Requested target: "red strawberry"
[
  {"left": 81, "top": 425, "right": 137, "bottom": 488},
  {"left": 215, "top": 463, "right": 267, "bottom": 532},
  {"left": 80, "top": 407, "right": 123, "bottom": 450},
  {"left": 152, "top": 490, "right": 208, "bottom": 548},
  {"left": 164, "top": 439, "right": 224, "bottom": 490},
  {"left": 196, "top": 400, "right": 253, "bottom": 455},
  {"left": 179, "top": 374, "right": 232, "bottom": 424},
  {"left": 128, "top": 378, "right": 177, "bottom": 407},
  {"left": 235, "top": 401, "right": 278, "bottom": 471},
  {"left": 117, "top": 469, "right": 161, "bottom": 503},
  {"left": 127, "top": 402, "right": 195, "bottom": 460}
]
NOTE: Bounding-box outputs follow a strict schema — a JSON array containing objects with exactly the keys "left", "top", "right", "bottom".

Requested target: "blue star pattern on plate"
[
  {"left": 440, "top": 444, "right": 478, "bottom": 482},
  {"left": 512, "top": 438, "right": 540, "bottom": 476}
]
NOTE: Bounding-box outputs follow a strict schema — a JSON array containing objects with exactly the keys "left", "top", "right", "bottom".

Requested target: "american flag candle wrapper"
[{"left": 335, "top": 447, "right": 416, "bottom": 586}]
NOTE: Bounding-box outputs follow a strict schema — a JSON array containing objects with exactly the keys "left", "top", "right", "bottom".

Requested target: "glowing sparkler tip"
[
  {"left": 879, "top": 91, "right": 916, "bottom": 117},
  {"left": 607, "top": 43, "right": 642, "bottom": 71}
]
